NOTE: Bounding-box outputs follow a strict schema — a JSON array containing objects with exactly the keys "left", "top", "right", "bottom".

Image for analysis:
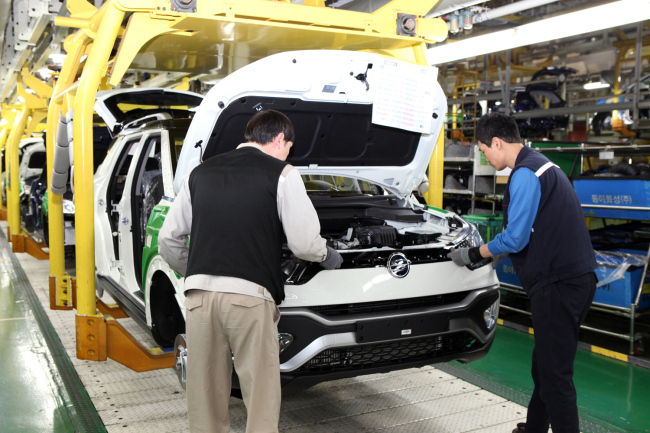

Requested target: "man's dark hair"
[
  {"left": 244, "top": 109, "right": 295, "bottom": 145},
  {"left": 476, "top": 113, "right": 522, "bottom": 147}
]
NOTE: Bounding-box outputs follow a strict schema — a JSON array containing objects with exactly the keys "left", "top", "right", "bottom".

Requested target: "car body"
[
  {"left": 13, "top": 138, "right": 46, "bottom": 230},
  {"left": 27, "top": 160, "right": 76, "bottom": 248},
  {"left": 94, "top": 50, "right": 500, "bottom": 390},
  {"left": 2, "top": 137, "right": 44, "bottom": 206},
  {"left": 460, "top": 67, "right": 578, "bottom": 139},
  {"left": 591, "top": 72, "right": 650, "bottom": 136},
  {"left": 28, "top": 89, "right": 201, "bottom": 248}
]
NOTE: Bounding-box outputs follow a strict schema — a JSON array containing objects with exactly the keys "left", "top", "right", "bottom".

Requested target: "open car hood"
[
  {"left": 175, "top": 50, "right": 447, "bottom": 199},
  {"left": 94, "top": 88, "right": 203, "bottom": 135}
]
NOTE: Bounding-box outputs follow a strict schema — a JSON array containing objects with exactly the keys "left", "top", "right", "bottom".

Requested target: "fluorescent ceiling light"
[
  {"left": 584, "top": 82, "right": 610, "bottom": 90},
  {"left": 427, "top": 0, "right": 650, "bottom": 65},
  {"left": 0, "top": 119, "right": 7, "bottom": 126}
]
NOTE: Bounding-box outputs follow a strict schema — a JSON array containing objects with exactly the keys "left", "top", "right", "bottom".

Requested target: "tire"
[
  {"left": 42, "top": 214, "right": 49, "bottom": 247},
  {"left": 150, "top": 274, "right": 185, "bottom": 347}
]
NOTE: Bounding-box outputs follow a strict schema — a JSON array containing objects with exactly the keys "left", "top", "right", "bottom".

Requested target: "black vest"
[
  {"left": 186, "top": 147, "right": 289, "bottom": 304},
  {"left": 504, "top": 146, "right": 596, "bottom": 294}
]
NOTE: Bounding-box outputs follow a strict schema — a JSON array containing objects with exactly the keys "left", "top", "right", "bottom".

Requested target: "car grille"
[
  {"left": 307, "top": 291, "right": 471, "bottom": 316},
  {"left": 298, "top": 332, "right": 477, "bottom": 373}
]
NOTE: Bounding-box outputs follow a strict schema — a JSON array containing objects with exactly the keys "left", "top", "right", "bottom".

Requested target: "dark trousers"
[{"left": 526, "top": 272, "right": 597, "bottom": 433}]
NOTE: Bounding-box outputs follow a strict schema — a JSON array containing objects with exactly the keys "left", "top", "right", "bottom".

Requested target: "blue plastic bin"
[
  {"left": 574, "top": 178, "right": 650, "bottom": 220},
  {"left": 495, "top": 256, "right": 521, "bottom": 287},
  {"left": 593, "top": 251, "right": 650, "bottom": 310},
  {"left": 496, "top": 252, "right": 650, "bottom": 310}
]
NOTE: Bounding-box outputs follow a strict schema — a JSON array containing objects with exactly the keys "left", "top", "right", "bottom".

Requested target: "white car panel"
[
  {"left": 175, "top": 50, "right": 447, "bottom": 198},
  {"left": 281, "top": 261, "right": 498, "bottom": 308}
]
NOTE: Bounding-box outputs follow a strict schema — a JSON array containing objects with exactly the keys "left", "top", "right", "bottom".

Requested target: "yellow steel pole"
[
  {"left": 0, "top": 128, "right": 7, "bottom": 210},
  {"left": 73, "top": 2, "right": 124, "bottom": 320},
  {"left": 47, "top": 31, "right": 90, "bottom": 309},
  {"left": 426, "top": 127, "right": 445, "bottom": 208},
  {"left": 0, "top": 128, "right": 7, "bottom": 151},
  {"left": 413, "top": 41, "right": 445, "bottom": 209},
  {"left": 6, "top": 108, "right": 30, "bottom": 235}
]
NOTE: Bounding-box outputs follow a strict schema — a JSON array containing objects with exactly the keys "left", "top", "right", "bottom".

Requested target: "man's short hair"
[
  {"left": 244, "top": 109, "right": 295, "bottom": 145},
  {"left": 476, "top": 113, "right": 522, "bottom": 147}
]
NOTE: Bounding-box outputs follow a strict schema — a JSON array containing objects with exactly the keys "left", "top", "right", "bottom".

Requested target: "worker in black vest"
[
  {"left": 158, "top": 110, "right": 343, "bottom": 433},
  {"left": 449, "top": 113, "right": 597, "bottom": 433}
]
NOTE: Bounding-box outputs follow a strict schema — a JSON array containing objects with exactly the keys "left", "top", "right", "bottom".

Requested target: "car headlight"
[
  {"left": 483, "top": 299, "right": 499, "bottom": 330},
  {"left": 467, "top": 224, "right": 484, "bottom": 247},
  {"left": 63, "top": 200, "right": 75, "bottom": 215}
]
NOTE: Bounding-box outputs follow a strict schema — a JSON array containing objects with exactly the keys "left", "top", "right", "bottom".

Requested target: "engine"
[{"left": 327, "top": 224, "right": 441, "bottom": 250}]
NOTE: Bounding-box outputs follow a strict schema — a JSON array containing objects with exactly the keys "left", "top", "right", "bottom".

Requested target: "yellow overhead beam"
[
  {"left": 1, "top": 103, "right": 19, "bottom": 130},
  {"left": 23, "top": 109, "right": 48, "bottom": 139},
  {"left": 376, "top": 0, "right": 441, "bottom": 16},
  {"left": 21, "top": 66, "right": 54, "bottom": 99},
  {"left": 17, "top": 77, "right": 49, "bottom": 110},
  {"left": 173, "top": 76, "right": 190, "bottom": 91},
  {"left": 67, "top": 0, "right": 98, "bottom": 15},
  {"left": 93, "top": 0, "right": 447, "bottom": 86}
]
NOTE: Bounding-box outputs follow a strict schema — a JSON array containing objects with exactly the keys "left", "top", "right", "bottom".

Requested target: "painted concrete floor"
[
  {"left": 2, "top": 221, "right": 647, "bottom": 432},
  {"left": 445, "top": 326, "right": 650, "bottom": 433}
]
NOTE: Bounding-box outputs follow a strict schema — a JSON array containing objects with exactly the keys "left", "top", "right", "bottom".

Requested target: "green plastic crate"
[{"left": 462, "top": 214, "right": 504, "bottom": 243}]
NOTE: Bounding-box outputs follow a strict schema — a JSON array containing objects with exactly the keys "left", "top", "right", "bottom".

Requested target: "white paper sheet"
[{"left": 371, "top": 59, "right": 438, "bottom": 134}]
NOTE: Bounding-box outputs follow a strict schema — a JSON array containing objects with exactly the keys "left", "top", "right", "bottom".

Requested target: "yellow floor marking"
[{"left": 591, "top": 345, "right": 628, "bottom": 362}]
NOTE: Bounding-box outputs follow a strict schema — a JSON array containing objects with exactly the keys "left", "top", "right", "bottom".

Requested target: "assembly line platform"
[{"left": 1, "top": 222, "right": 647, "bottom": 433}]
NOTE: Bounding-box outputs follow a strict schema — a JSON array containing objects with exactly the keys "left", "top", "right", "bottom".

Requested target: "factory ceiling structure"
[{"left": 0, "top": 2, "right": 649, "bottom": 433}]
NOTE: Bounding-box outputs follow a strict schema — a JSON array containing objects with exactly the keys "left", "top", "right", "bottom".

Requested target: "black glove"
[
  {"left": 491, "top": 253, "right": 508, "bottom": 269},
  {"left": 448, "top": 247, "right": 483, "bottom": 266},
  {"left": 320, "top": 246, "right": 343, "bottom": 270}
]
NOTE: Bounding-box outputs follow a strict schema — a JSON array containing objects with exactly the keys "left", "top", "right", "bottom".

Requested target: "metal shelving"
[{"left": 443, "top": 145, "right": 497, "bottom": 213}]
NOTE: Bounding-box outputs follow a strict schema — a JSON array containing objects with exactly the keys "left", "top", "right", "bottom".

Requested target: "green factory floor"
[
  {"left": 439, "top": 326, "right": 650, "bottom": 433},
  {"left": 0, "top": 232, "right": 104, "bottom": 433},
  {"left": 0, "top": 266, "right": 75, "bottom": 432}
]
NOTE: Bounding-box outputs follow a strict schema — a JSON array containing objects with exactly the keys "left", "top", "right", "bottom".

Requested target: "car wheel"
[
  {"left": 150, "top": 273, "right": 185, "bottom": 347},
  {"left": 172, "top": 333, "right": 245, "bottom": 398},
  {"left": 174, "top": 333, "right": 187, "bottom": 390}
]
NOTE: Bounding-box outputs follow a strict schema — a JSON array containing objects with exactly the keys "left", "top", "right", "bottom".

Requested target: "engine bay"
[{"left": 280, "top": 208, "right": 470, "bottom": 285}]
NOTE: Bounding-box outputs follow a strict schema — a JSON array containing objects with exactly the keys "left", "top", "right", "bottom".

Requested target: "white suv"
[{"left": 94, "top": 51, "right": 499, "bottom": 390}]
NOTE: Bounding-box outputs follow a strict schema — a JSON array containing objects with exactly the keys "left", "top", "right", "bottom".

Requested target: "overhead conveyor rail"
[{"left": 44, "top": 0, "right": 451, "bottom": 371}]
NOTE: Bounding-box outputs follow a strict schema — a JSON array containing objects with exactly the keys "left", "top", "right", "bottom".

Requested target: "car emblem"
[{"left": 387, "top": 253, "right": 411, "bottom": 278}]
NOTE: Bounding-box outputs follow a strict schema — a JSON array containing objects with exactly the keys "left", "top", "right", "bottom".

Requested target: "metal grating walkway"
[{"left": 1, "top": 221, "right": 531, "bottom": 432}]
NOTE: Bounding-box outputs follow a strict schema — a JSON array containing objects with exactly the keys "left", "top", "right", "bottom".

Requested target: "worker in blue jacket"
[{"left": 449, "top": 113, "right": 597, "bottom": 433}]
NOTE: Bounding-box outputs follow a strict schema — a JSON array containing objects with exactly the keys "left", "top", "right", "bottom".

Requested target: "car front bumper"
[{"left": 275, "top": 286, "right": 500, "bottom": 390}]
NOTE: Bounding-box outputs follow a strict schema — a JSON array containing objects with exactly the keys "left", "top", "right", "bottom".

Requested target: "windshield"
[{"left": 301, "top": 175, "right": 386, "bottom": 196}]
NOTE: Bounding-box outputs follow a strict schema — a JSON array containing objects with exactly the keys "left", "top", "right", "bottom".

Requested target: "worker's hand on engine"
[{"left": 320, "top": 246, "right": 343, "bottom": 270}]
